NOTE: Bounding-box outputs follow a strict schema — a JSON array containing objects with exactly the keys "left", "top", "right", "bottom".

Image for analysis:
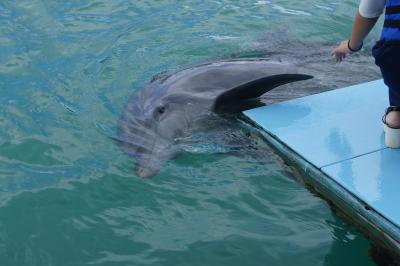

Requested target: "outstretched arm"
[{"left": 331, "top": 11, "right": 379, "bottom": 62}]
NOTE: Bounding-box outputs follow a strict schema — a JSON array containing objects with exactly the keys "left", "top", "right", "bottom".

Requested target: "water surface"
[{"left": 0, "top": 0, "right": 384, "bottom": 265}]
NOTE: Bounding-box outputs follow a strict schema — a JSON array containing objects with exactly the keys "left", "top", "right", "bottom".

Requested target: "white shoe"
[{"left": 383, "top": 106, "right": 400, "bottom": 149}]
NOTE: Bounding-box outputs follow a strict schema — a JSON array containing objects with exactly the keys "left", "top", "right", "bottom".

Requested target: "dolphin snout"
[
  {"left": 134, "top": 145, "right": 176, "bottom": 179},
  {"left": 135, "top": 165, "right": 157, "bottom": 179}
]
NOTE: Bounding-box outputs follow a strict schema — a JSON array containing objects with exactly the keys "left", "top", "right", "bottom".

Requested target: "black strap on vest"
[
  {"left": 384, "top": 5, "right": 400, "bottom": 28},
  {"left": 385, "top": 5, "right": 400, "bottom": 15},
  {"left": 384, "top": 20, "right": 400, "bottom": 28}
]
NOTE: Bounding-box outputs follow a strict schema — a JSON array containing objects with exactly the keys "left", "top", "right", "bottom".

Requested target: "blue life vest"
[{"left": 382, "top": 0, "right": 400, "bottom": 41}]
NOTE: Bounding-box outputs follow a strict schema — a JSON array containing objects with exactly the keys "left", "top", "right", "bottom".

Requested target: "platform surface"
[{"left": 244, "top": 79, "right": 400, "bottom": 228}]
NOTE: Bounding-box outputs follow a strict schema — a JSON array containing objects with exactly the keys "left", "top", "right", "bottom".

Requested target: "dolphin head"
[{"left": 117, "top": 84, "right": 196, "bottom": 178}]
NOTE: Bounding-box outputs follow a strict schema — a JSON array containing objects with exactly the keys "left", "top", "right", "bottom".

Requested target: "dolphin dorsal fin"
[{"left": 213, "top": 74, "right": 313, "bottom": 112}]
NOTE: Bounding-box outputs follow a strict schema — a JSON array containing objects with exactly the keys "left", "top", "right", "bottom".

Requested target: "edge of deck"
[{"left": 243, "top": 116, "right": 400, "bottom": 258}]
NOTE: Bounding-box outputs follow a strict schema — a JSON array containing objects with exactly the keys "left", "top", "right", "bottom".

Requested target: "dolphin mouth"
[
  {"left": 117, "top": 118, "right": 177, "bottom": 178},
  {"left": 134, "top": 145, "right": 176, "bottom": 178},
  {"left": 135, "top": 161, "right": 161, "bottom": 179}
]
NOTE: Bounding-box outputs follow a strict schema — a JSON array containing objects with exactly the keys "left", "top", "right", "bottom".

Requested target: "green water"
[{"left": 0, "top": 0, "right": 385, "bottom": 265}]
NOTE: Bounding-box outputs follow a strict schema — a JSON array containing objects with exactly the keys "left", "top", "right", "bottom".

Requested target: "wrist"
[{"left": 348, "top": 39, "right": 363, "bottom": 52}]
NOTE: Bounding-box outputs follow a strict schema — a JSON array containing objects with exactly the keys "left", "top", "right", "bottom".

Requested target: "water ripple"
[{"left": 0, "top": 0, "right": 379, "bottom": 265}]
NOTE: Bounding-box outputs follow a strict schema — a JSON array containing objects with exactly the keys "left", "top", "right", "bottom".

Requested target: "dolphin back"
[{"left": 213, "top": 74, "right": 313, "bottom": 112}]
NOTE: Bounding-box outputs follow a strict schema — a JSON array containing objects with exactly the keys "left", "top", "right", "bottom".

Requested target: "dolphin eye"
[
  {"left": 158, "top": 106, "right": 166, "bottom": 114},
  {"left": 154, "top": 105, "right": 166, "bottom": 119}
]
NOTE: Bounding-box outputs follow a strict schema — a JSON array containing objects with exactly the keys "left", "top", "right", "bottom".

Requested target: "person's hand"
[{"left": 331, "top": 40, "right": 351, "bottom": 62}]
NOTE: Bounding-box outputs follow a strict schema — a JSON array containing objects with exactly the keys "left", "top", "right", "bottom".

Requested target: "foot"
[
  {"left": 383, "top": 107, "right": 400, "bottom": 148},
  {"left": 384, "top": 110, "right": 400, "bottom": 129}
]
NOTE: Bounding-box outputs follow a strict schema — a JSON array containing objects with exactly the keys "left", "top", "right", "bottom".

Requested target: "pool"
[{"left": 0, "top": 0, "right": 383, "bottom": 265}]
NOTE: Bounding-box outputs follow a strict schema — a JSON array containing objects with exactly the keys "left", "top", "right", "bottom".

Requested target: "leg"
[{"left": 373, "top": 42, "right": 400, "bottom": 127}]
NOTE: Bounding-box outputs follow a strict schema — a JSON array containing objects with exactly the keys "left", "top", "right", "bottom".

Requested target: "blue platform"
[{"left": 244, "top": 79, "right": 400, "bottom": 254}]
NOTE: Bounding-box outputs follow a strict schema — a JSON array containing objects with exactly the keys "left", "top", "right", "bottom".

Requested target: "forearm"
[{"left": 349, "top": 11, "right": 379, "bottom": 49}]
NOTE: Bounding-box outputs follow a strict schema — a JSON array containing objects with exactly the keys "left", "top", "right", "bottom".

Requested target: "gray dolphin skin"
[{"left": 117, "top": 59, "right": 312, "bottom": 178}]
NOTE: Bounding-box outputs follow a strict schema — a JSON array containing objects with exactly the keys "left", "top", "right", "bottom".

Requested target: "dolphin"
[{"left": 117, "top": 59, "right": 312, "bottom": 178}]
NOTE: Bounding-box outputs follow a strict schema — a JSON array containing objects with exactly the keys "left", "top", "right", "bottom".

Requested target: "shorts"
[{"left": 372, "top": 40, "right": 400, "bottom": 106}]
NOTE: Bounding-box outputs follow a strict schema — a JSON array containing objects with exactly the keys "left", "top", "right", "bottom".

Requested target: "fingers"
[
  {"left": 331, "top": 49, "right": 340, "bottom": 62},
  {"left": 337, "top": 53, "right": 346, "bottom": 62},
  {"left": 331, "top": 40, "right": 351, "bottom": 63},
  {"left": 331, "top": 48, "right": 346, "bottom": 62}
]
